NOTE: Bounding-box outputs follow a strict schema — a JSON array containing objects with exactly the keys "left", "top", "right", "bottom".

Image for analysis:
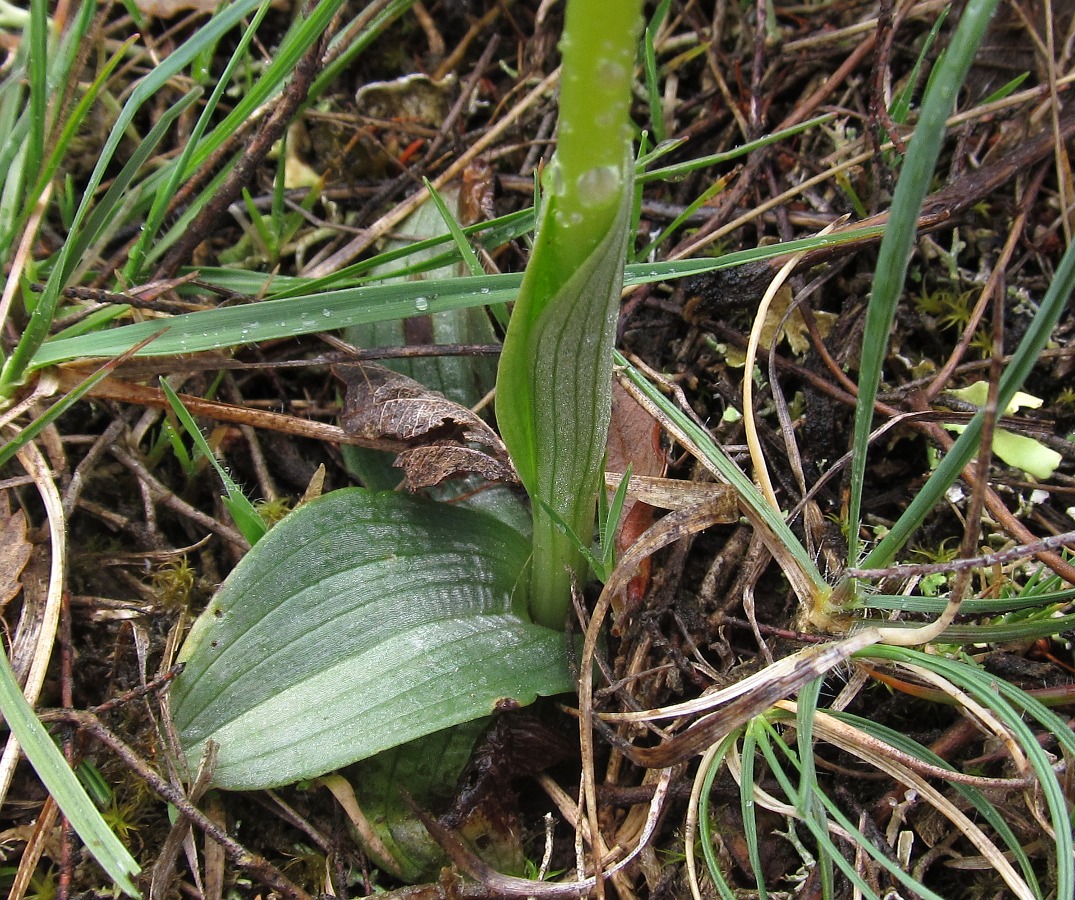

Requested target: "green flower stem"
[
  {"left": 550, "top": 0, "right": 639, "bottom": 266},
  {"left": 496, "top": 0, "right": 641, "bottom": 629}
]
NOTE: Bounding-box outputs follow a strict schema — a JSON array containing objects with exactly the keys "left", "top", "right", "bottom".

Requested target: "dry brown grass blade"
[
  {"left": 7, "top": 796, "right": 60, "bottom": 900},
  {"left": 578, "top": 501, "right": 733, "bottom": 894}
]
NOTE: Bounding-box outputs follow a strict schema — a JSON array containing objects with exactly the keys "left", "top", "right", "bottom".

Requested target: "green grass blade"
[
  {"left": 753, "top": 722, "right": 883, "bottom": 900},
  {"left": 614, "top": 352, "right": 828, "bottom": 603},
  {"left": 859, "top": 646, "right": 1074, "bottom": 899},
  {"left": 423, "top": 179, "right": 485, "bottom": 277},
  {"left": 64, "top": 88, "right": 202, "bottom": 284},
  {"left": 830, "top": 710, "right": 1041, "bottom": 896},
  {"left": 0, "top": 651, "right": 141, "bottom": 896},
  {"left": 24, "top": 36, "right": 134, "bottom": 227},
  {"left": 738, "top": 726, "right": 767, "bottom": 897},
  {"left": 0, "top": 0, "right": 264, "bottom": 394},
  {"left": 125, "top": 1, "right": 272, "bottom": 280},
  {"left": 758, "top": 719, "right": 941, "bottom": 900},
  {"left": 638, "top": 114, "right": 835, "bottom": 183},
  {"left": 697, "top": 733, "right": 743, "bottom": 900},
  {"left": 889, "top": 7, "right": 949, "bottom": 125},
  {"left": 794, "top": 679, "right": 834, "bottom": 896},
  {"left": 154, "top": 0, "right": 353, "bottom": 188},
  {"left": 159, "top": 380, "right": 267, "bottom": 546},
  {"left": 642, "top": 8, "right": 666, "bottom": 146},
  {"left": 846, "top": 0, "right": 1001, "bottom": 565},
  {"left": 860, "top": 231, "right": 1075, "bottom": 570},
  {"left": 26, "top": 228, "right": 888, "bottom": 371},
  {"left": 0, "top": 369, "right": 111, "bottom": 471},
  {"left": 25, "top": 0, "right": 47, "bottom": 186}
]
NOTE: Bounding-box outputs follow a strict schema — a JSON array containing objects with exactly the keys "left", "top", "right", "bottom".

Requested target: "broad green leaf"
[
  {"left": 171, "top": 488, "right": 574, "bottom": 790},
  {"left": 331, "top": 718, "right": 523, "bottom": 882},
  {"left": 494, "top": 0, "right": 642, "bottom": 628},
  {"left": 495, "top": 174, "right": 633, "bottom": 627}
]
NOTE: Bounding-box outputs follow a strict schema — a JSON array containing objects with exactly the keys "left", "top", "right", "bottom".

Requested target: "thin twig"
[{"left": 39, "top": 710, "right": 313, "bottom": 900}]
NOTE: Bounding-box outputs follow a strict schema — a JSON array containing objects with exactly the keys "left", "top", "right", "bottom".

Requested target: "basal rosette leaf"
[{"left": 170, "top": 488, "right": 574, "bottom": 790}]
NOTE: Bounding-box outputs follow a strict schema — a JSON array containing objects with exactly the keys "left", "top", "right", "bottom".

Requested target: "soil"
[{"left": 3, "top": 1, "right": 1075, "bottom": 899}]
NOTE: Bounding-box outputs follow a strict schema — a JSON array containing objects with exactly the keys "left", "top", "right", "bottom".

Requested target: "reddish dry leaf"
[{"left": 606, "top": 381, "right": 667, "bottom": 621}]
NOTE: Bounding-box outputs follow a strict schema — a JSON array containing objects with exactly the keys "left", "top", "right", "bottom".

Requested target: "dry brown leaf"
[
  {"left": 336, "top": 363, "right": 514, "bottom": 491},
  {"left": 607, "top": 380, "right": 665, "bottom": 480},
  {"left": 0, "top": 508, "right": 31, "bottom": 609},
  {"left": 606, "top": 381, "right": 667, "bottom": 621},
  {"left": 397, "top": 443, "right": 518, "bottom": 492}
]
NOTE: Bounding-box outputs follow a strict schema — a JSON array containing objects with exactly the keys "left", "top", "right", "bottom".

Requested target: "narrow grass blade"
[
  {"left": 27, "top": 228, "right": 885, "bottom": 370},
  {"left": 0, "top": 0, "right": 264, "bottom": 393},
  {"left": 830, "top": 710, "right": 1041, "bottom": 896},
  {"left": 159, "top": 380, "right": 267, "bottom": 545},
  {"left": 794, "top": 679, "right": 834, "bottom": 896},
  {"left": 0, "top": 651, "right": 140, "bottom": 896},
  {"left": 757, "top": 719, "right": 944, "bottom": 900},
  {"left": 738, "top": 727, "right": 767, "bottom": 898},
  {"left": 423, "top": 179, "right": 485, "bottom": 277},
  {"left": 860, "top": 230, "right": 1075, "bottom": 570},
  {"left": 126, "top": 1, "right": 272, "bottom": 279},
  {"left": 25, "top": 0, "right": 47, "bottom": 185},
  {"left": 846, "top": 0, "right": 1001, "bottom": 564},
  {"left": 614, "top": 352, "right": 828, "bottom": 606},
  {"left": 696, "top": 733, "right": 743, "bottom": 900},
  {"left": 859, "top": 645, "right": 1074, "bottom": 899}
]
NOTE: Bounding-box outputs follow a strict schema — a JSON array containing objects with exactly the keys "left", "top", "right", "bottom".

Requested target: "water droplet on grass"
[
  {"left": 321, "top": 309, "right": 332, "bottom": 318},
  {"left": 414, "top": 296, "right": 429, "bottom": 311}
]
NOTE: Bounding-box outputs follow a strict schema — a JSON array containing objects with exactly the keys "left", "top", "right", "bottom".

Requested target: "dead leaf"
[
  {"left": 460, "top": 160, "right": 495, "bottom": 225},
  {"left": 607, "top": 380, "right": 665, "bottom": 480},
  {"left": 0, "top": 508, "right": 31, "bottom": 609},
  {"left": 336, "top": 364, "right": 515, "bottom": 491},
  {"left": 606, "top": 382, "right": 667, "bottom": 622},
  {"left": 397, "top": 444, "right": 518, "bottom": 491}
]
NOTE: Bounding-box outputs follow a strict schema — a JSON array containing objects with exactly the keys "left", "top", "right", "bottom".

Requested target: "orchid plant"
[{"left": 169, "top": 0, "right": 644, "bottom": 790}]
